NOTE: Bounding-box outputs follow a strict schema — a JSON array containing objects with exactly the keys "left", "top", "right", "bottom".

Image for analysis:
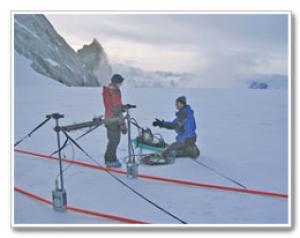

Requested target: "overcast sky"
[{"left": 47, "top": 13, "right": 288, "bottom": 87}]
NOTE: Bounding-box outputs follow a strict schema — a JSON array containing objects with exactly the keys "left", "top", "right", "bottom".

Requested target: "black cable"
[
  {"left": 192, "top": 159, "right": 247, "bottom": 189},
  {"left": 130, "top": 117, "right": 244, "bottom": 189},
  {"left": 55, "top": 137, "right": 76, "bottom": 180},
  {"left": 49, "top": 135, "right": 69, "bottom": 157},
  {"left": 131, "top": 117, "right": 244, "bottom": 189},
  {"left": 130, "top": 118, "right": 142, "bottom": 129},
  {"left": 129, "top": 119, "right": 244, "bottom": 188},
  {"left": 61, "top": 129, "right": 187, "bottom": 224},
  {"left": 14, "top": 117, "right": 51, "bottom": 147},
  {"left": 48, "top": 124, "right": 100, "bottom": 157}
]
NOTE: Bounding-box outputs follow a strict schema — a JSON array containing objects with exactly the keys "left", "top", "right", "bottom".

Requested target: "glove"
[
  {"left": 152, "top": 118, "right": 164, "bottom": 127},
  {"left": 121, "top": 127, "right": 128, "bottom": 135},
  {"left": 120, "top": 121, "right": 127, "bottom": 134}
]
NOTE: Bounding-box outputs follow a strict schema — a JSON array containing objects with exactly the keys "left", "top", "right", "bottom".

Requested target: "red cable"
[
  {"left": 14, "top": 187, "right": 148, "bottom": 224},
  {"left": 15, "top": 149, "right": 288, "bottom": 199},
  {"left": 15, "top": 187, "right": 52, "bottom": 205}
]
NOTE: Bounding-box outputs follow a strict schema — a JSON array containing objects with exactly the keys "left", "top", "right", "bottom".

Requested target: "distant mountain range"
[
  {"left": 14, "top": 14, "right": 288, "bottom": 90},
  {"left": 243, "top": 74, "right": 288, "bottom": 90}
]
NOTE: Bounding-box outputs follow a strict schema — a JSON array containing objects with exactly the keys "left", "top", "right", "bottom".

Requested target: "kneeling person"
[{"left": 150, "top": 96, "right": 200, "bottom": 165}]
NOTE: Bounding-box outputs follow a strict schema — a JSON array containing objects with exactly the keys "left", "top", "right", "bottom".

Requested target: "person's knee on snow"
[
  {"left": 152, "top": 96, "right": 200, "bottom": 164},
  {"left": 186, "top": 144, "right": 200, "bottom": 159}
]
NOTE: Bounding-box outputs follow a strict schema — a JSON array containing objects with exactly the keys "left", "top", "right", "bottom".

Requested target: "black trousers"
[
  {"left": 162, "top": 136, "right": 200, "bottom": 159},
  {"left": 104, "top": 123, "right": 121, "bottom": 163}
]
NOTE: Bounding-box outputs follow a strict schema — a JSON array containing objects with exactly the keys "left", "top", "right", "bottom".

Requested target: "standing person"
[
  {"left": 147, "top": 96, "right": 200, "bottom": 165},
  {"left": 102, "top": 74, "right": 127, "bottom": 168}
]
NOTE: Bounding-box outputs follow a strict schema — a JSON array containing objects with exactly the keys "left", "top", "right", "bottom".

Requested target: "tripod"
[{"left": 46, "top": 113, "right": 68, "bottom": 212}]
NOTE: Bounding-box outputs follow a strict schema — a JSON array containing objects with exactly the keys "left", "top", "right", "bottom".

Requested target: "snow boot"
[{"left": 106, "top": 160, "right": 122, "bottom": 168}]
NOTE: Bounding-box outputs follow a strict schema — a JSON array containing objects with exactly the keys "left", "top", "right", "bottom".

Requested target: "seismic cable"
[
  {"left": 192, "top": 159, "right": 247, "bottom": 189},
  {"left": 48, "top": 124, "right": 101, "bottom": 157},
  {"left": 61, "top": 129, "right": 187, "bottom": 224}
]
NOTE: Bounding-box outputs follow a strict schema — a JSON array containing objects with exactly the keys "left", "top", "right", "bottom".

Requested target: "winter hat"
[
  {"left": 111, "top": 74, "right": 124, "bottom": 84},
  {"left": 176, "top": 96, "right": 187, "bottom": 105}
]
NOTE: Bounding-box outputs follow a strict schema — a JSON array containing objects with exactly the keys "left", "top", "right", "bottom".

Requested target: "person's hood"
[{"left": 176, "top": 104, "right": 194, "bottom": 116}]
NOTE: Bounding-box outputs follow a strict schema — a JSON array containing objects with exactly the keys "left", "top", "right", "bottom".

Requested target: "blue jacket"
[{"left": 163, "top": 105, "right": 197, "bottom": 144}]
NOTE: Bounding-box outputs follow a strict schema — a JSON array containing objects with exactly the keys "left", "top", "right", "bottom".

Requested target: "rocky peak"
[{"left": 14, "top": 14, "right": 112, "bottom": 87}]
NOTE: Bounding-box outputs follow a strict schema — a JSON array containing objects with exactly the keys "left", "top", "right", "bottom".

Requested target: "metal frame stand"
[{"left": 125, "top": 106, "right": 138, "bottom": 178}]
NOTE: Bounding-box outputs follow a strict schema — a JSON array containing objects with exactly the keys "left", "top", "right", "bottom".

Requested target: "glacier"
[{"left": 14, "top": 53, "right": 289, "bottom": 225}]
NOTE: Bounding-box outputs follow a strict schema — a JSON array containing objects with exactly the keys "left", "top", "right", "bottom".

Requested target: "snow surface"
[
  {"left": 15, "top": 192, "right": 117, "bottom": 224},
  {"left": 14, "top": 53, "right": 289, "bottom": 225}
]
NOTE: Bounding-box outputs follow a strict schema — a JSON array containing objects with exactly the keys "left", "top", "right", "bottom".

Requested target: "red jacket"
[{"left": 102, "top": 85, "right": 123, "bottom": 120}]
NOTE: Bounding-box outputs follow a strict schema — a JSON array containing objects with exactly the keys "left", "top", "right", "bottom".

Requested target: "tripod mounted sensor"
[
  {"left": 14, "top": 106, "right": 144, "bottom": 214},
  {"left": 46, "top": 113, "right": 68, "bottom": 212}
]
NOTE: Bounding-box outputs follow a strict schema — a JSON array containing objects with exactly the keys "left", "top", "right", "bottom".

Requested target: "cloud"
[{"left": 46, "top": 13, "right": 289, "bottom": 87}]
